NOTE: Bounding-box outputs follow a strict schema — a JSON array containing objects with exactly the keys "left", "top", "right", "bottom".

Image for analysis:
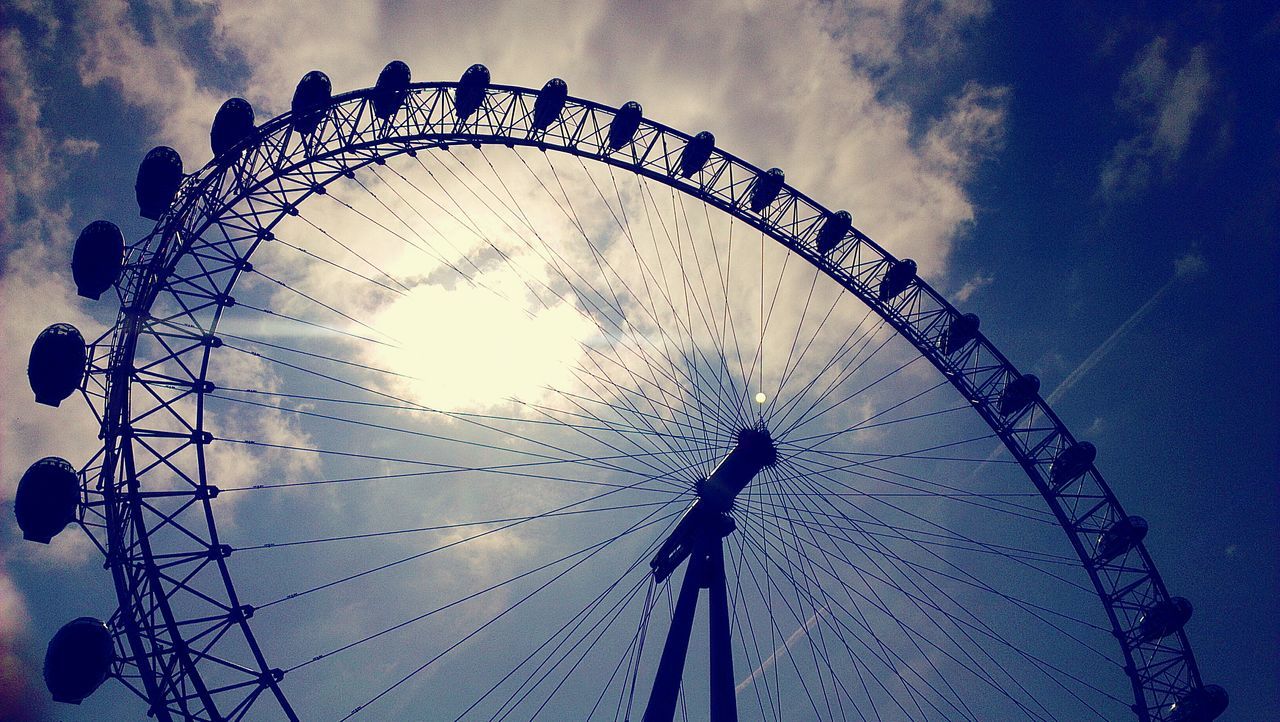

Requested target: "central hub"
[
  {"left": 650, "top": 427, "right": 777, "bottom": 582},
  {"left": 696, "top": 427, "right": 778, "bottom": 513}
]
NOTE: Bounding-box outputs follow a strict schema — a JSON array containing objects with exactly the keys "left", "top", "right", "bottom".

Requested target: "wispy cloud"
[
  {"left": 952, "top": 271, "right": 995, "bottom": 303},
  {"left": 1098, "top": 38, "right": 1216, "bottom": 199},
  {"left": 0, "top": 23, "right": 92, "bottom": 722},
  {"left": 71, "top": 0, "right": 1007, "bottom": 274}
]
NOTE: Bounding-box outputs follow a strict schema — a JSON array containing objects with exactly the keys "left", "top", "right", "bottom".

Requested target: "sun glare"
[{"left": 373, "top": 279, "right": 595, "bottom": 411}]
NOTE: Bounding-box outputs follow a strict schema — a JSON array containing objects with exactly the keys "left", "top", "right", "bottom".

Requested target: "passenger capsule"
[
  {"left": 679, "top": 131, "right": 716, "bottom": 178},
  {"left": 997, "top": 373, "right": 1039, "bottom": 416},
  {"left": 455, "top": 64, "right": 490, "bottom": 121},
  {"left": 291, "top": 70, "right": 332, "bottom": 135},
  {"left": 71, "top": 220, "right": 124, "bottom": 300},
  {"left": 44, "top": 617, "right": 114, "bottom": 704},
  {"left": 134, "top": 146, "right": 183, "bottom": 220},
  {"left": 532, "top": 78, "right": 568, "bottom": 131},
  {"left": 878, "top": 258, "right": 917, "bottom": 301},
  {"left": 1136, "top": 596, "right": 1193, "bottom": 643},
  {"left": 608, "top": 101, "right": 643, "bottom": 151},
  {"left": 210, "top": 98, "right": 255, "bottom": 159},
  {"left": 1095, "top": 515, "right": 1148, "bottom": 564},
  {"left": 1049, "top": 441, "right": 1096, "bottom": 488},
  {"left": 373, "top": 60, "right": 411, "bottom": 120},
  {"left": 14, "top": 457, "right": 79, "bottom": 543},
  {"left": 748, "top": 167, "right": 785, "bottom": 212},
  {"left": 943, "top": 313, "right": 981, "bottom": 355},
  {"left": 28, "top": 323, "right": 87, "bottom": 407},
  {"left": 815, "top": 210, "right": 852, "bottom": 255},
  {"left": 1168, "top": 685, "right": 1228, "bottom": 722}
]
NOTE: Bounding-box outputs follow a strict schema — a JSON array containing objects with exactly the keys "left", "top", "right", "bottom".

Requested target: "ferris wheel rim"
[{"left": 86, "top": 77, "right": 1200, "bottom": 721}]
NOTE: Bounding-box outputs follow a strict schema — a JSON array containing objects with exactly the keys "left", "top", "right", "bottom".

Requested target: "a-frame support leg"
[
  {"left": 642, "top": 533, "right": 738, "bottom": 722},
  {"left": 642, "top": 544, "right": 703, "bottom": 722},
  {"left": 707, "top": 537, "right": 736, "bottom": 722}
]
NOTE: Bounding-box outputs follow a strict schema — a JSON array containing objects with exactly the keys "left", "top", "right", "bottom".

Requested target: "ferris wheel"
[{"left": 16, "top": 62, "right": 1229, "bottom": 721}]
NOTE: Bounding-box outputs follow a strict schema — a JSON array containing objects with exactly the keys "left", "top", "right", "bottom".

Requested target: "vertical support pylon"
[
  {"left": 642, "top": 542, "right": 705, "bottom": 722},
  {"left": 642, "top": 521, "right": 738, "bottom": 722},
  {"left": 706, "top": 535, "right": 736, "bottom": 722},
  {"left": 643, "top": 428, "right": 772, "bottom": 722}
]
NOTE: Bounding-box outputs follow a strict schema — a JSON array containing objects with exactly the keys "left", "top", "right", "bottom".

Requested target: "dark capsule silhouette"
[
  {"left": 997, "top": 373, "right": 1039, "bottom": 416},
  {"left": 815, "top": 210, "right": 851, "bottom": 255},
  {"left": 943, "top": 313, "right": 981, "bottom": 355},
  {"left": 1168, "top": 685, "right": 1228, "bottom": 722},
  {"left": 44, "top": 617, "right": 113, "bottom": 704},
  {"left": 291, "top": 70, "right": 332, "bottom": 135},
  {"left": 28, "top": 323, "right": 87, "bottom": 407},
  {"left": 1049, "top": 441, "right": 1096, "bottom": 488},
  {"left": 679, "top": 131, "right": 716, "bottom": 178},
  {"left": 532, "top": 78, "right": 568, "bottom": 131},
  {"left": 878, "top": 258, "right": 917, "bottom": 301},
  {"left": 1095, "top": 515, "right": 1148, "bottom": 564},
  {"left": 373, "top": 60, "right": 411, "bottom": 120},
  {"left": 71, "top": 221, "right": 124, "bottom": 300},
  {"left": 455, "top": 64, "right": 490, "bottom": 121},
  {"left": 607, "top": 101, "right": 643, "bottom": 151},
  {"left": 14, "top": 457, "right": 78, "bottom": 543},
  {"left": 1137, "top": 596, "right": 1193, "bottom": 643},
  {"left": 134, "top": 146, "right": 183, "bottom": 220},
  {"left": 210, "top": 98, "right": 255, "bottom": 159},
  {"left": 748, "top": 167, "right": 785, "bottom": 212}
]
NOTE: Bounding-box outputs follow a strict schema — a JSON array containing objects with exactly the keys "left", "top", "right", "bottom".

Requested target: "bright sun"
[{"left": 372, "top": 278, "right": 595, "bottom": 411}]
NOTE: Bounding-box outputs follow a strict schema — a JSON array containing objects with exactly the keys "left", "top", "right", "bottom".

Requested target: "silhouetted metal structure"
[{"left": 15, "top": 64, "right": 1224, "bottom": 721}]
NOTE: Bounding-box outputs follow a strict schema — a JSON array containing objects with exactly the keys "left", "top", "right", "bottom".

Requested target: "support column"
[
  {"left": 643, "top": 426, "right": 772, "bottom": 722},
  {"left": 642, "top": 545, "right": 704, "bottom": 722},
  {"left": 706, "top": 537, "right": 737, "bottom": 722}
]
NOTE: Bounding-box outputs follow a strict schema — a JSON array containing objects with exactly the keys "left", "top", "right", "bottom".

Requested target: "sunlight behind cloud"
[{"left": 374, "top": 277, "right": 595, "bottom": 412}]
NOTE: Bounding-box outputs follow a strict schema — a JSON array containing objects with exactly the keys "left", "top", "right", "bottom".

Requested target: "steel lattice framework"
[{"left": 68, "top": 81, "right": 1203, "bottom": 721}]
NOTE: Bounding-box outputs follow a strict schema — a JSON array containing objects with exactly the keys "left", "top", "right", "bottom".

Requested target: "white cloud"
[
  {"left": 59, "top": 137, "right": 101, "bottom": 156},
  {"left": 923, "top": 82, "right": 1009, "bottom": 179},
  {"left": 0, "top": 26, "right": 103, "bottom": 548},
  {"left": 952, "top": 270, "right": 994, "bottom": 302},
  {"left": 0, "top": 560, "right": 50, "bottom": 722},
  {"left": 1098, "top": 38, "right": 1215, "bottom": 198},
  {"left": 0, "top": 25, "right": 101, "bottom": 722},
  {"left": 374, "top": 276, "right": 597, "bottom": 411},
  {"left": 75, "top": 0, "right": 228, "bottom": 161},
  {"left": 71, "top": 0, "right": 1006, "bottom": 274}
]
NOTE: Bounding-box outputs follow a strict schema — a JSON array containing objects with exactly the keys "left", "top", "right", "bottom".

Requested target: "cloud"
[
  {"left": 0, "top": 22, "right": 101, "bottom": 554},
  {"left": 75, "top": 0, "right": 228, "bottom": 161},
  {"left": 59, "top": 138, "right": 100, "bottom": 156},
  {"left": 69, "top": 0, "right": 1007, "bottom": 275},
  {"left": 952, "top": 270, "right": 994, "bottom": 303},
  {"left": 0, "top": 25, "right": 98, "bottom": 722},
  {"left": 0, "top": 561, "right": 50, "bottom": 722},
  {"left": 923, "top": 82, "right": 1010, "bottom": 178},
  {"left": 1098, "top": 38, "right": 1215, "bottom": 198}
]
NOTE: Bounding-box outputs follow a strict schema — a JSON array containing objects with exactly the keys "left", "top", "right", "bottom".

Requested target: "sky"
[{"left": 1, "top": 1, "right": 1277, "bottom": 720}]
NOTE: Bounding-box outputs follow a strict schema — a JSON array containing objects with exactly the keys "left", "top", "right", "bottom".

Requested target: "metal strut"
[
  {"left": 642, "top": 427, "right": 775, "bottom": 722},
  {"left": 642, "top": 516, "right": 737, "bottom": 722}
]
